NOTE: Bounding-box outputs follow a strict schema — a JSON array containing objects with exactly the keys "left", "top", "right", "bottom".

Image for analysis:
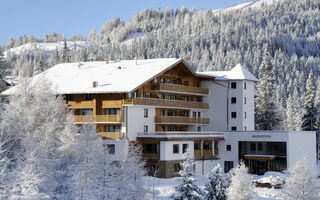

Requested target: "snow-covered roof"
[
  {"left": 197, "top": 64, "right": 258, "bottom": 82},
  {"left": 2, "top": 58, "right": 185, "bottom": 95}
]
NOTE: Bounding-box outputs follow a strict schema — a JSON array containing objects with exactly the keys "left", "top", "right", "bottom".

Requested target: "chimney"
[
  {"left": 92, "top": 81, "right": 98, "bottom": 88},
  {"left": 105, "top": 58, "right": 109, "bottom": 64}
]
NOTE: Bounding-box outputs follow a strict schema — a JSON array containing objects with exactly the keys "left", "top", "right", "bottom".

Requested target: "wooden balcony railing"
[
  {"left": 98, "top": 132, "right": 123, "bottom": 140},
  {"left": 124, "top": 97, "right": 209, "bottom": 109},
  {"left": 155, "top": 116, "right": 209, "bottom": 124},
  {"left": 142, "top": 153, "right": 160, "bottom": 160},
  {"left": 74, "top": 115, "right": 121, "bottom": 123},
  {"left": 156, "top": 83, "right": 209, "bottom": 95}
]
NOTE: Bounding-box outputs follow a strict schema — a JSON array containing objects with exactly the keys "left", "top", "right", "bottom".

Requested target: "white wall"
[
  {"left": 242, "top": 81, "right": 255, "bottom": 131},
  {"left": 127, "top": 105, "right": 155, "bottom": 140},
  {"left": 195, "top": 160, "right": 220, "bottom": 175},
  {"left": 202, "top": 80, "right": 228, "bottom": 131},
  {"left": 160, "top": 141, "right": 194, "bottom": 161},
  {"left": 102, "top": 139, "right": 128, "bottom": 161},
  {"left": 287, "top": 131, "right": 316, "bottom": 168}
]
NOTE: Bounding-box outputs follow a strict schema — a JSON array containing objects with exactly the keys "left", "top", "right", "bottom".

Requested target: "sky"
[{"left": 0, "top": 0, "right": 249, "bottom": 45}]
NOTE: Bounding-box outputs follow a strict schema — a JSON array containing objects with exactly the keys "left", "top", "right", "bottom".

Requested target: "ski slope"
[{"left": 213, "top": 0, "right": 277, "bottom": 14}]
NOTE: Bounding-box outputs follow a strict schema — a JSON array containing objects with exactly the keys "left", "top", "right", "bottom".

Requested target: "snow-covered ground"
[
  {"left": 122, "top": 32, "right": 146, "bottom": 46},
  {"left": 213, "top": 0, "right": 278, "bottom": 14},
  {"left": 4, "top": 41, "right": 93, "bottom": 57},
  {"left": 145, "top": 162, "right": 320, "bottom": 200}
]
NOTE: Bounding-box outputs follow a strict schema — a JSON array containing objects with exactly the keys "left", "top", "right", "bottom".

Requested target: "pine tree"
[
  {"left": 301, "top": 70, "right": 317, "bottom": 131},
  {"left": 33, "top": 52, "right": 46, "bottom": 75},
  {"left": 70, "top": 122, "right": 105, "bottom": 200},
  {"left": 285, "top": 88, "right": 303, "bottom": 131},
  {"left": 226, "top": 162, "right": 254, "bottom": 200},
  {"left": 284, "top": 157, "right": 320, "bottom": 200},
  {"left": 0, "top": 49, "right": 7, "bottom": 91},
  {"left": 53, "top": 47, "right": 60, "bottom": 65},
  {"left": 204, "top": 163, "right": 227, "bottom": 200},
  {"left": 61, "top": 39, "right": 71, "bottom": 63},
  {"left": 255, "top": 45, "right": 279, "bottom": 130},
  {"left": 170, "top": 147, "right": 204, "bottom": 200}
]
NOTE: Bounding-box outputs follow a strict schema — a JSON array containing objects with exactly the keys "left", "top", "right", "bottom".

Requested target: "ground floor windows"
[
  {"left": 174, "top": 163, "right": 181, "bottom": 173},
  {"left": 224, "top": 161, "right": 234, "bottom": 173},
  {"left": 142, "top": 144, "right": 160, "bottom": 154},
  {"left": 104, "top": 125, "right": 121, "bottom": 132},
  {"left": 203, "top": 142, "right": 212, "bottom": 150},
  {"left": 144, "top": 125, "right": 148, "bottom": 133},
  {"left": 173, "top": 144, "right": 179, "bottom": 154},
  {"left": 231, "top": 126, "right": 237, "bottom": 131},
  {"left": 226, "top": 145, "right": 231, "bottom": 151}
]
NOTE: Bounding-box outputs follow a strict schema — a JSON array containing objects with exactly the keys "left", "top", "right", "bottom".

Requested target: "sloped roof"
[
  {"left": 197, "top": 64, "right": 258, "bottom": 82},
  {"left": 2, "top": 58, "right": 185, "bottom": 95}
]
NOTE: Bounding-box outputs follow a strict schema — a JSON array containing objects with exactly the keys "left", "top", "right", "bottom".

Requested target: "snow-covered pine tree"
[
  {"left": 255, "top": 44, "right": 279, "bottom": 130},
  {"left": 33, "top": 52, "right": 46, "bottom": 75},
  {"left": 105, "top": 143, "right": 148, "bottom": 200},
  {"left": 226, "top": 162, "right": 254, "bottom": 200},
  {"left": 61, "top": 39, "right": 71, "bottom": 63},
  {"left": 53, "top": 47, "right": 60, "bottom": 65},
  {"left": 0, "top": 49, "right": 8, "bottom": 91},
  {"left": 285, "top": 88, "right": 303, "bottom": 131},
  {"left": 1, "top": 78, "right": 77, "bottom": 198},
  {"left": 170, "top": 147, "right": 204, "bottom": 200},
  {"left": 284, "top": 156, "right": 320, "bottom": 200},
  {"left": 204, "top": 163, "right": 227, "bottom": 200},
  {"left": 69, "top": 122, "right": 105, "bottom": 200},
  {"left": 301, "top": 70, "right": 317, "bottom": 131}
]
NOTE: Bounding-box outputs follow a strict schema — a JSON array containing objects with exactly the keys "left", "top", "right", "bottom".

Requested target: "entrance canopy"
[{"left": 244, "top": 155, "right": 276, "bottom": 160}]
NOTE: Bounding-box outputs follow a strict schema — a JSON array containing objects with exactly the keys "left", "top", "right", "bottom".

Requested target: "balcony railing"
[
  {"left": 155, "top": 83, "right": 209, "bottom": 95},
  {"left": 124, "top": 97, "right": 209, "bottom": 109},
  {"left": 155, "top": 116, "right": 209, "bottom": 124},
  {"left": 74, "top": 115, "right": 121, "bottom": 123},
  {"left": 98, "top": 132, "right": 123, "bottom": 140},
  {"left": 137, "top": 132, "right": 224, "bottom": 136}
]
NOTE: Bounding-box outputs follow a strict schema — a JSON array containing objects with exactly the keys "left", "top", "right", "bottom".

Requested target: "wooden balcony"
[
  {"left": 98, "top": 132, "right": 123, "bottom": 140},
  {"left": 74, "top": 115, "right": 121, "bottom": 123},
  {"left": 142, "top": 153, "right": 160, "bottom": 160},
  {"left": 124, "top": 97, "right": 209, "bottom": 109},
  {"left": 67, "top": 100, "right": 94, "bottom": 109},
  {"left": 155, "top": 83, "right": 209, "bottom": 95},
  {"left": 155, "top": 116, "right": 209, "bottom": 125}
]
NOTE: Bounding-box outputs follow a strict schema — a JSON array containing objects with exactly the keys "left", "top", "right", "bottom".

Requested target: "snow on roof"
[
  {"left": 2, "top": 58, "right": 181, "bottom": 95},
  {"left": 197, "top": 64, "right": 258, "bottom": 81}
]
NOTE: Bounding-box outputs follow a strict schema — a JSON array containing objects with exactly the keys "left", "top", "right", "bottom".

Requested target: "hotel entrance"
[{"left": 239, "top": 141, "right": 287, "bottom": 174}]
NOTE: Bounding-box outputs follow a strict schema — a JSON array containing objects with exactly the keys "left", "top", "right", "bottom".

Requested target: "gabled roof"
[
  {"left": 197, "top": 64, "right": 258, "bottom": 82},
  {"left": 2, "top": 58, "right": 211, "bottom": 96}
]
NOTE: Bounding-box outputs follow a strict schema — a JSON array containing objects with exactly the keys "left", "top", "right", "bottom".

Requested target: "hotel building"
[{"left": 2, "top": 58, "right": 316, "bottom": 178}]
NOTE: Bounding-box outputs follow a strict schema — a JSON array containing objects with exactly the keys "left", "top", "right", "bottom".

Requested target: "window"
[
  {"left": 204, "top": 142, "right": 212, "bottom": 150},
  {"left": 244, "top": 97, "right": 247, "bottom": 104},
  {"left": 78, "top": 109, "right": 93, "bottom": 115},
  {"left": 144, "top": 125, "right": 148, "bottom": 133},
  {"left": 224, "top": 161, "right": 234, "bottom": 173},
  {"left": 258, "top": 143, "right": 263, "bottom": 151},
  {"left": 244, "top": 82, "right": 247, "bottom": 89},
  {"left": 86, "top": 94, "right": 93, "bottom": 100},
  {"left": 173, "top": 80, "right": 177, "bottom": 84},
  {"left": 160, "top": 110, "right": 165, "bottom": 116},
  {"left": 231, "top": 97, "right": 237, "bottom": 104},
  {"left": 183, "top": 144, "right": 189, "bottom": 153},
  {"left": 231, "top": 126, "right": 237, "bottom": 131},
  {"left": 160, "top": 125, "right": 166, "bottom": 131},
  {"left": 198, "top": 112, "right": 201, "bottom": 118},
  {"left": 173, "top": 144, "right": 179, "bottom": 154},
  {"left": 105, "top": 108, "right": 120, "bottom": 115},
  {"left": 160, "top": 78, "right": 165, "bottom": 83},
  {"left": 194, "top": 143, "right": 201, "bottom": 150},
  {"left": 145, "top": 93, "right": 151, "bottom": 98},
  {"left": 106, "top": 144, "right": 115, "bottom": 155},
  {"left": 183, "top": 111, "right": 189, "bottom": 117},
  {"left": 66, "top": 94, "right": 73, "bottom": 101},
  {"left": 105, "top": 125, "right": 121, "bottom": 132},
  {"left": 167, "top": 79, "right": 171, "bottom": 84},
  {"left": 159, "top": 94, "right": 164, "bottom": 99},
  {"left": 244, "top": 126, "right": 247, "bottom": 131},
  {"left": 251, "top": 143, "right": 256, "bottom": 151},
  {"left": 231, "top": 112, "right": 237, "bottom": 118},
  {"left": 168, "top": 125, "right": 176, "bottom": 131},
  {"left": 144, "top": 109, "right": 148, "bottom": 118},
  {"left": 197, "top": 126, "right": 201, "bottom": 132},
  {"left": 142, "top": 144, "right": 159, "bottom": 154},
  {"left": 192, "top": 112, "right": 197, "bottom": 118},
  {"left": 214, "top": 141, "right": 219, "bottom": 150},
  {"left": 231, "top": 82, "right": 237, "bottom": 89},
  {"left": 182, "top": 96, "right": 188, "bottom": 101},
  {"left": 244, "top": 112, "right": 247, "bottom": 119},
  {"left": 168, "top": 110, "right": 177, "bottom": 116},
  {"left": 226, "top": 145, "right": 231, "bottom": 151},
  {"left": 195, "top": 97, "right": 200, "bottom": 102},
  {"left": 168, "top": 95, "right": 176, "bottom": 100},
  {"left": 174, "top": 163, "right": 180, "bottom": 173}
]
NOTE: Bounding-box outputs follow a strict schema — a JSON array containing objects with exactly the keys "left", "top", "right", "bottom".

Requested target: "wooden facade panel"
[
  {"left": 101, "top": 100, "right": 124, "bottom": 108},
  {"left": 68, "top": 100, "right": 94, "bottom": 109},
  {"left": 98, "top": 132, "right": 123, "bottom": 140}
]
